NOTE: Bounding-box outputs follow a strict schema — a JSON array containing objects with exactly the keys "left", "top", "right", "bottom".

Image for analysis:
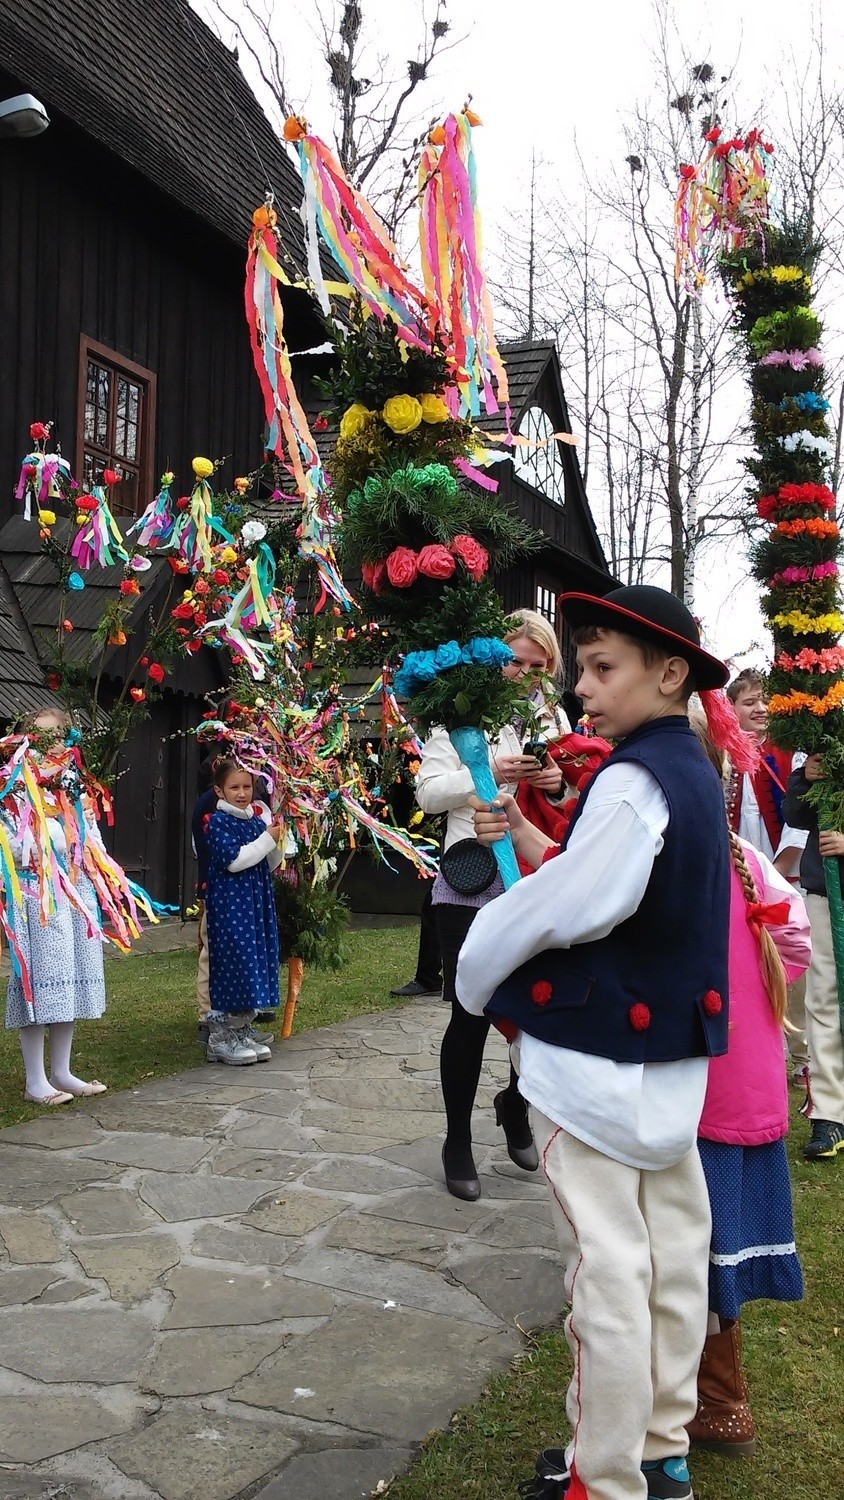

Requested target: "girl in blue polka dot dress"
[{"left": 205, "top": 758, "right": 283, "bottom": 1066}]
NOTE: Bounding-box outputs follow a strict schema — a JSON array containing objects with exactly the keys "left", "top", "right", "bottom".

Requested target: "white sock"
[
  {"left": 20, "top": 1025, "right": 52, "bottom": 1098},
  {"left": 48, "top": 1022, "right": 90, "bottom": 1092}
]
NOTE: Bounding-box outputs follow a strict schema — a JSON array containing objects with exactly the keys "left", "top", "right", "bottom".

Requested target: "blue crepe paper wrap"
[{"left": 449, "top": 725, "right": 520, "bottom": 890}]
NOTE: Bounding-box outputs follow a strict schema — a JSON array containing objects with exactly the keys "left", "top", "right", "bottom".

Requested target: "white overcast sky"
[{"left": 192, "top": 0, "right": 844, "bottom": 666}]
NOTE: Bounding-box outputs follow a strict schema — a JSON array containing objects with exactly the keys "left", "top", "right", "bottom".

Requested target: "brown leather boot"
[{"left": 687, "top": 1317, "right": 756, "bottom": 1457}]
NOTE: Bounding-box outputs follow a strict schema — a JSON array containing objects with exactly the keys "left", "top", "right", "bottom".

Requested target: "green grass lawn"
[
  {"left": 386, "top": 1101, "right": 844, "bottom": 1500},
  {"left": 0, "top": 925, "right": 418, "bottom": 1132}
]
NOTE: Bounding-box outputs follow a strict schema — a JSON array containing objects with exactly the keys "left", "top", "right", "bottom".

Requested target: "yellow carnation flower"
[
  {"left": 192, "top": 456, "right": 214, "bottom": 479},
  {"left": 382, "top": 394, "right": 423, "bottom": 434},
  {"left": 339, "top": 403, "right": 373, "bottom": 440},
  {"left": 38, "top": 509, "right": 56, "bottom": 526},
  {"left": 419, "top": 392, "right": 450, "bottom": 425},
  {"left": 221, "top": 547, "right": 237, "bottom": 564}
]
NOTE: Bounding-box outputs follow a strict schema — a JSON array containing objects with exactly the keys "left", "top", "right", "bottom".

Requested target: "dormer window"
[{"left": 513, "top": 405, "right": 566, "bottom": 506}]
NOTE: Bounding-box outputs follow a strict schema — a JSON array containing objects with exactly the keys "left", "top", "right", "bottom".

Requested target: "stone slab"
[
  {"left": 324, "top": 1214, "right": 449, "bottom": 1269},
  {"left": 0, "top": 1212, "right": 63, "bottom": 1264},
  {"left": 448, "top": 1248, "right": 566, "bottom": 1331},
  {"left": 73, "top": 1233, "right": 181, "bottom": 1302},
  {"left": 191, "top": 1223, "right": 295, "bottom": 1269},
  {"left": 359, "top": 1032, "right": 430, "bottom": 1055},
  {"left": 311, "top": 1079, "right": 442, "bottom": 1112},
  {"left": 475, "top": 1172, "right": 549, "bottom": 1202},
  {"left": 162, "top": 1264, "right": 334, "bottom": 1328},
  {"left": 229, "top": 1118, "right": 316, "bottom": 1152},
  {"left": 0, "top": 1267, "right": 59, "bottom": 1306},
  {"left": 285, "top": 1247, "right": 498, "bottom": 1326},
  {"left": 231, "top": 1091, "right": 306, "bottom": 1119},
  {"left": 233, "top": 1302, "right": 521, "bottom": 1441},
  {"left": 106, "top": 1407, "right": 297, "bottom": 1500},
  {"left": 298, "top": 1159, "right": 425, "bottom": 1196},
  {"left": 307, "top": 1055, "right": 409, "bottom": 1079},
  {"left": 375, "top": 1137, "right": 448, "bottom": 1179},
  {"left": 474, "top": 1208, "right": 560, "bottom": 1253},
  {"left": 138, "top": 1172, "right": 278, "bottom": 1222},
  {"left": 91, "top": 1100, "right": 229, "bottom": 1136},
  {"left": 0, "top": 1392, "right": 140, "bottom": 1462},
  {"left": 77, "top": 1131, "right": 211, "bottom": 1172},
  {"left": 0, "top": 1148, "right": 116, "bottom": 1209},
  {"left": 59, "top": 1186, "right": 154, "bottom": 1236},
  {"left": 313, "top": 1133, "right": 415, "bottom": 1156},
  {"left": 302, "top": 1109, "right": 442, "bottom": 1144},
  {"left": 0, "top": 1475, "right": 97, "bottom": 1499},
  {"left": 363, "top": 1188, "right": 498, "bottom": 1236},
  {"left": 0, "top": 1305, "right": 155, "bottom": 1383},
  {"left": 254, "top": 1446, "right": 411, "bottom": 1500},
  {"left": 246, "top": 1192, "right": 347, "bottom": 1238},
  {"left": 145, "top": 1327, "right": 284, "bottom": 1395},
  {"left": 211, "top": 1147, "right": 308, "bottom": 1181},
  {"left": 0, "top": 1118, "right": 103, "bottom": 1150},
  {"left": 30, "top": 1278, "right": 95, "bottom": 1304}
]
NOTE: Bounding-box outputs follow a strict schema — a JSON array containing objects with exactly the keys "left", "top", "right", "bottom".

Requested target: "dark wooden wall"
[{"left": 0, "top": 86, "right": 321, "bottom": 519}]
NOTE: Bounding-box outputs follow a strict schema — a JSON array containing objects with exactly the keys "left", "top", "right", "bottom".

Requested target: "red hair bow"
[{"left": 746, "top": 899, "right": 790, "bottom": 936}]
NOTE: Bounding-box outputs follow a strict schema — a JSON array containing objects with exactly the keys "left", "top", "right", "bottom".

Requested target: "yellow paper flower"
[
  {"left": 382, "top": 394, "right": 423, "bottom": 434},
  {"left": 221, "top": 547, "right": 237, "bottom": 563},
  {"left": 38, "top": 509, "right": 56, "bottom": 526},
  {"left": 772, "top": 609, "right": 844, "bottom": 635},
  {"left": 233, "top": 476, "right": 250, "bottom": 494},
  {"left": 419, "top": 392, "right": 450, "bottom": 425},
  {"left": 339, "top": 403, "right": 373, "bottom": 440},
  {"left": 192, "top": 456, "right": 214, "bottom": 479},
  {"left": 161, "top": 470, "right": 175, "bottom": 486},
  {"left": 75, "top": 512, "right": 86, "bottom": 525}
]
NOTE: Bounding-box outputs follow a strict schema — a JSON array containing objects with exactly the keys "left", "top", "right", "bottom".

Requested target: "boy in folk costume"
[{"left": 457, "top": 586, "right": 744, "bottom": 1500}]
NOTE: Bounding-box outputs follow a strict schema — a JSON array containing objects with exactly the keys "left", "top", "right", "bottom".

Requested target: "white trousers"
[
  {"left": 805, "top": 894, "right": 844, "bottom": 1121},
  {"left": 533, "top": 1111, "right": 711, "bottom": 1500}
]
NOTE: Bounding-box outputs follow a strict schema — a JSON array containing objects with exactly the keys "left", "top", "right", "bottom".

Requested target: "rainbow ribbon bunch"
[{"left": 70, "top": 485, "right": 129, "bottom": 570}]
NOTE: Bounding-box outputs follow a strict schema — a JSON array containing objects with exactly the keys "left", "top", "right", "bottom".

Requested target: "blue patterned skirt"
[
  {"left": 4, "top": 880, "right": 106, "bottom": 1029},
  {"left": 698, "top": 1138, "right": 803, "bottom": 1320}
]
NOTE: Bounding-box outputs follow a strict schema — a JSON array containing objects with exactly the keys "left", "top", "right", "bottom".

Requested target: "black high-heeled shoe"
[
  {"left": 494, "top": 1089, "right": 539, "bottom": 1172},
  {"left": 441, "top": 1141, "right": 481, "bottom": 1201}
]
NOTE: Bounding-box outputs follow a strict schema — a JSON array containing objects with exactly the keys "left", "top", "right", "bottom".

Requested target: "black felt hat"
[{"left": 559, "top": 585, "right": 729, "bottom": 691}]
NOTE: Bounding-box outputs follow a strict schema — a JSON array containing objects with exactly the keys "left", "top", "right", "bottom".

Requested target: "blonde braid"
[{"left": 728, "top": 830, "right": 788, "bottom": 1026}]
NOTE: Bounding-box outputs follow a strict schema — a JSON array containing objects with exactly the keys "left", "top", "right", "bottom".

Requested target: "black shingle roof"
[
  {"left": 476, "top": 340, "right": 559, "bottom": 431},
  {"left": 0, "top": 564, "right": 63, "bottom": 721},
  {"left": 0, "top": 0, "right": 314, "bottom": 280}
]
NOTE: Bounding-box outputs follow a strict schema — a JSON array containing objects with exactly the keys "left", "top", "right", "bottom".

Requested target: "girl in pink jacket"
[{"left": 688, "top": 826, "right": 810, "bottom": 1459}]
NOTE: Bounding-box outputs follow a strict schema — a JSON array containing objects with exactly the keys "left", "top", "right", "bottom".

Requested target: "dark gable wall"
[{"left": 0, "top": 92, "right": 319, "bottom": 515}]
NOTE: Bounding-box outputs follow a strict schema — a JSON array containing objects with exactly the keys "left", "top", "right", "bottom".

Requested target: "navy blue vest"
[{"left": 485, "top": 716, "right": 730, "bottom": 1062}]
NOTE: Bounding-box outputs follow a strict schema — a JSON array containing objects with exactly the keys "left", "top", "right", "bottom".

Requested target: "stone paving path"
[{"left": 0, "top": 998, "right": 564, "bottom": 1500}]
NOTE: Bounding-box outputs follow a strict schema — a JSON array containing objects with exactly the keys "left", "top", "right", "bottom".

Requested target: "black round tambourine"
[{"left": 440, "top": 838, "right": 498, "bottom": 897}]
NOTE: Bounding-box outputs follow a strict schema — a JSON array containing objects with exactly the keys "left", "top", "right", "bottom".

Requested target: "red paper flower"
[
  {"left": 679, "top": 163, "right": 696, "bottom": 180},
  {"left": 119, "top": 579, "right": 140, "bottom": 596},
  {"left": 47, "top": 672, "right": 61, "bottom": 690},
  {"left": 313, "top": 413, "right": 329, "bottom": 432},
  {"left": 62, "top": 620, "right": 74, "bottom": 634},
  {"left": 177, "top": 494, "right": 191, "bottom": 511},
  {"left": 148, "top": 662, "right": 165, "bottom": 684},
  {"left": 704, "top": 125, "right": 721, "bottom": 142},
  {"left": 212, "top": 569, "right": 229, "bottom": 586},
  {"left": 450, "top": 534, "right": 489, "bottom": 581},
  {"left": 140, "top": 656, "right": 149, "bottom": 666},
  {"left": 186, "top": 641, "right": 201, "bottom": 655},
  {"left": 168, "top": 558, "right": 189, "bottom": 574},
  {"left": 702, "top": 989, "right": 723, "bottom": 1016},
  {"left": 417, "top": 543, "right": 456, "bottom": 580},
  {"left": 76, "top": 494, "right": 98, "bottom": 512},
  {"left": 172, "top": 602, "right": 194, "bottom": 620},
  {"left": 193, "top": 578, "right": 210, "bottom": 596},
  {"left": 23, "top": 463, "right": 37, "bottom": 478},
  {"left": 102, "top": 468, "right": 121, "bottom": 486},
  {"left": 531, "top": 979, "right": 553, "bottom": 1007},
  {"left": 629, "top": 1002, "right": 651, "bottom": 1031},
  {"left": 29, "top": 421, "right": 50, "bottom": 442},
  {"left": 385, "top": 547, "right": 419, "bottom": 589},
  {"left": 129, "top": 687, "right": 146, "bottom": 703},
  {"left": 361, "top": 560, "right": 387, "bottom": 594}
]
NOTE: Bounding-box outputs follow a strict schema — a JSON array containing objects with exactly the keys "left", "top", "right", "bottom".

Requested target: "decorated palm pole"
[{"left": 676, "top": 128, "right": 844, "bottom": 1037}]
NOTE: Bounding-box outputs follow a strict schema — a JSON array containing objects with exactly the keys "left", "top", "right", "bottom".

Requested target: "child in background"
[
  {"left": 457, "top": 585, "right": 735, "bottom": 1500},
  {"left": 686, "top": 710, "right": 808, "bottom": 1457},
  {"left": 782, "top": 754, "right": 844, "bottom": 1160},
  {"left": 4, "top": 710, "right": 107, "bottom": 1105},
  {"left": 205, "top": 758, "right": 282, "bottom": 1066}
]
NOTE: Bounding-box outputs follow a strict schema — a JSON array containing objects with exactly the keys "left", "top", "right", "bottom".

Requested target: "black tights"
[{"left": 436, "top": 903, "right": 521, "bottom": 1153}]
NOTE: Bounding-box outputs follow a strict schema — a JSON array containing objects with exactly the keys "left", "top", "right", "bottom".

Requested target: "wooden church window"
[
  {"left": 77, "top": 338, "right": 156, "bottom": 516},
  {"left": 513, "top": 405, "right": 566, "bottom": 507}
]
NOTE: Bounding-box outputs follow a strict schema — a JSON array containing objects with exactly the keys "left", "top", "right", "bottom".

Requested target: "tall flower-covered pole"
[{"left": 688, "top": 153, "right": 844, "bottom": 1037}]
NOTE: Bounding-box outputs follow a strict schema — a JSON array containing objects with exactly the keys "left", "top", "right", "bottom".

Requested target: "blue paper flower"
[
  {"left": 434, "top": 640, "right": 462, "bottom": 671},
  {"left": 462, "top": 637, "right": 514, "bottom": 668},
  {"left": 67, "top": 572, "right": 85, "bottom": 590}
]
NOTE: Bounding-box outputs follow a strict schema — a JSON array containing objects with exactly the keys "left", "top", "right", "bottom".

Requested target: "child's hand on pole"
[
  {"left": 469, "top": 792, "right": 522, "bottom": 843},
  {"left": 804, "top": 753, "right": 825, "bottom": 782}
]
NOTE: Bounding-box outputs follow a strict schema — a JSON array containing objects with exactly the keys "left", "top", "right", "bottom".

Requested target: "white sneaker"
[
  {"left": 240, "top": 1024, "right": 272, "bottom": 1061},
  {"left": 207, "top": 1026, "right": 258, "bottom": 1066}
]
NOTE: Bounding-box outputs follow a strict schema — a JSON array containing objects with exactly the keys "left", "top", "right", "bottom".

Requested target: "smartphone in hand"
[{"left": 522, "top": 739, "right": 548, "bottom": 765}]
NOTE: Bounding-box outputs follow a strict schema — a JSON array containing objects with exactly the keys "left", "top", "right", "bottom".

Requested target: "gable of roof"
[
  {"left": 0, "top": 561, "right": 64, "bottom": 721},
  {"left": 0, "top": 0, "right": 313, "bottom": 280}
]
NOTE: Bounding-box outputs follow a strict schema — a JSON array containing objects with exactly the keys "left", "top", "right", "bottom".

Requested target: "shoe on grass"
[
  {"left": 207, "top": 1027, "right": 258, "bottom": 1066},
  {"left": 804, "top": 1118, "right": 844, "bottom": 1161},
  {"left": 536, "top": 1450, "right": 693, "bottom": 1499},
  {"left": 197, "top": 1021, "right": 210, "bottom": 1045},
  {"left": 518, "top": 1469, "right": 570, "bottom": 1499},
  {"left": 389, "top": 979, "right": 442, "bottom": 998}
]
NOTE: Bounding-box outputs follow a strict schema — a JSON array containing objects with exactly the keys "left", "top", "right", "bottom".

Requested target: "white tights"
[{"left": 19, "top": 1022, "right": 91, "bottom": 1098}]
